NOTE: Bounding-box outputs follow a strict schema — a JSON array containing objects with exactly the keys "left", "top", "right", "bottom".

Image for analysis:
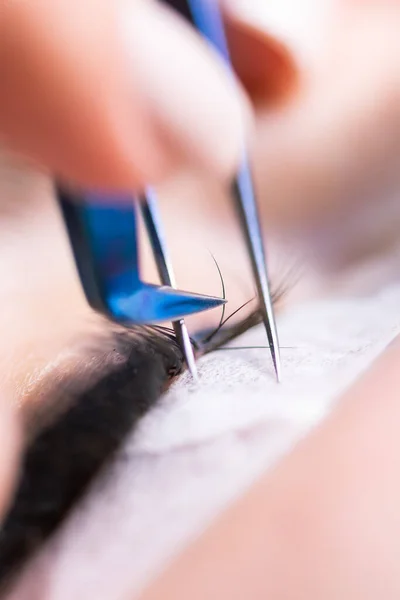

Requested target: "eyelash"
[
  {"left": 0, "top": 267, "right": 290, "bottom": 592},
  {"left": 152, "top": 256, "right": 293, "bottom": 356},
  {"left": 0, "top": 327, "right": 184, "bottom": 593}
]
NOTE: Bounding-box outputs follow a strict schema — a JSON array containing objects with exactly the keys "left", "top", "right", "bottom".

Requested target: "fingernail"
[
  {"left": 225, "top": 0, "right": 336, "bottom": 71},
  {"left": 119, "top": 0, "right": 252, "bottom": 181},
  {"left": 290, "top": 187, "right": 400, "bottom": 273}
]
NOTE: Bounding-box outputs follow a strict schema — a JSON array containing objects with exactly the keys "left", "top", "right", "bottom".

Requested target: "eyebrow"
[{"left": 0, "top": 325, "right": 184, "bottom": 592}]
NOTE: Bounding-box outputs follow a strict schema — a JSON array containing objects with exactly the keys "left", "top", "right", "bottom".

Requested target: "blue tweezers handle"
[
  {"left": 60, "top": 191, "right": 138, "bottom": 320},
  {"left": 165, "top": 0, "right": 231, "bottom": 60},
  {"left": 59, "top": 189, "right": 224, "bottom": 325}
]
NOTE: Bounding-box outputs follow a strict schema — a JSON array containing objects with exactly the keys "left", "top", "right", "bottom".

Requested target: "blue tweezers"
[{"left": 58, "top": 0, "right": 281, "bottom": 381}]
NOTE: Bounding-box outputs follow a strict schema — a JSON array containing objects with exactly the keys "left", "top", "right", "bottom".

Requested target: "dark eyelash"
[
  {"left": 0, "top": 327, "right": 183, "bottom": 593},
  {"left": 195, "top": 255, "right": 296, "bottom": 356},
  {"left": 0, "top": 266, "right": 291, "bottom": 592},
  {"left": 197, "top": 279, "right": 289, "bottom": 356}
]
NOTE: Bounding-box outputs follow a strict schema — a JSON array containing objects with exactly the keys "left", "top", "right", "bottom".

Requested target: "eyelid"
[
  {"left": 19, "top": 325, "right": 185, "bottom": 441},
  {"left": 0, "top": 325, "right": 184, "bottom": 589},
  {"left": 17, "top": 335, "right": 114, "bottom": 441}
]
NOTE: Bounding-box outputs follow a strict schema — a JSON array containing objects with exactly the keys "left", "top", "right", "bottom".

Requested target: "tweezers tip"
[
  {"left": 273, "top": 352, "right": 282, "bottom": 383},
  {"left": 184, "top": 342, "right": 199, "bottom": 381},
  {"left": 176, "top": 320, "right": 199, "bottom": 382},
  {"left": 265, "top": 320, "right": 282, "bottom": 383},
  {"left": 187, "top": 359, "right": 199, "bottom": 382}
]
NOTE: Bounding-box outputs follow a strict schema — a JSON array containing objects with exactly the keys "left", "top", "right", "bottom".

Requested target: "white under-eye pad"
[
  {"left": 8, "top": 283, "right": 400, "bottom": 600},
  {"left": 133, "top": 285, "right": 400, "bottom": 453}
]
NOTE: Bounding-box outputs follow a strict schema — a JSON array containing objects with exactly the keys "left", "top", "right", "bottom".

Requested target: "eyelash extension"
[
  {"left": 0, "top": 267, "right": 291, "bottom": 592},
  {"left": 195, "top": 257, "right": 295, "bottom": 357},
  {"left": 0, "top": 326, "right": 184, "bottom": 594},
  {"left": 197, "top": 282, "right": 287, "bottom": 356}
]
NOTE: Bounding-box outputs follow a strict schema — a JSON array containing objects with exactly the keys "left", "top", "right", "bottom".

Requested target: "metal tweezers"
[{"left": 57, "top": 0, "right": 281, "bottom": 382}]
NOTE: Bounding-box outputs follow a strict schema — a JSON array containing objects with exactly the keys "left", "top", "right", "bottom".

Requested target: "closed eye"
[
  {"left": 0, "top": 269, "right": 290, "bottom": 592},
  {"left": 0, "top": 325, "right": 184, "bottom": 593}
]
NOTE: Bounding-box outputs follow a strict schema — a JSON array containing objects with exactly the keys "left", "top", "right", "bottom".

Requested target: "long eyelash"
[
  {"left": 197, "top": 262, "right": 297, "bottom": 356},
  {"left": 202, "top": 296, "right": 256, "bottom": 345},
  {"left": 197, "top": 290, "right": 286, "bottom": 357},
  {"left": 151, "top": 256, "right": 292, "bottom": 357},
  {"left": 209, "top": 253, "right": 227, "bottom": 330},
  {"left": 147, "top": 254, "right": 230, "bottom": 352},
  {"left": 214, "top": 346, "right": 295, "bottom": 351}
]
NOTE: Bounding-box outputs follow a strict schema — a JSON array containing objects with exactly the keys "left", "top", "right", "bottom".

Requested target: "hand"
[{"left": 0, "top": 0, "right": 296, "bottom": 191}]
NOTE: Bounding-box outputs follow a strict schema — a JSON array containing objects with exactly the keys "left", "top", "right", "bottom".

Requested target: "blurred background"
[{"left": 0, "top": 0, "right": 399, "bottom": 401}]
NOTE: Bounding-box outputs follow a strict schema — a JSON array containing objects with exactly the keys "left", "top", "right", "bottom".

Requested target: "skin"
[
  {"left": 0, "top": 0, "right": 400, "bottom": 597},
  {"left": 252, "top": 0, "right": 400, "bottom": 269}
]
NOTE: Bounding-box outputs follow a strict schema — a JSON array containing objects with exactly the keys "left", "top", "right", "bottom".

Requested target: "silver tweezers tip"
[
  {"left": 264, "top": 301, "right": 282, "bottom": 383},
  {"left": 271, "top": 341, "right": 282, "bottom": 383},
  {"left": 176, "top": 320, "right": 199, "bottom": 381}
]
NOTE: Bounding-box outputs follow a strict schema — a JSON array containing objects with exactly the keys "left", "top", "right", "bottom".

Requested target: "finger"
[{"left": 0, "top": 0, "right": 249, "bottom": 190}]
